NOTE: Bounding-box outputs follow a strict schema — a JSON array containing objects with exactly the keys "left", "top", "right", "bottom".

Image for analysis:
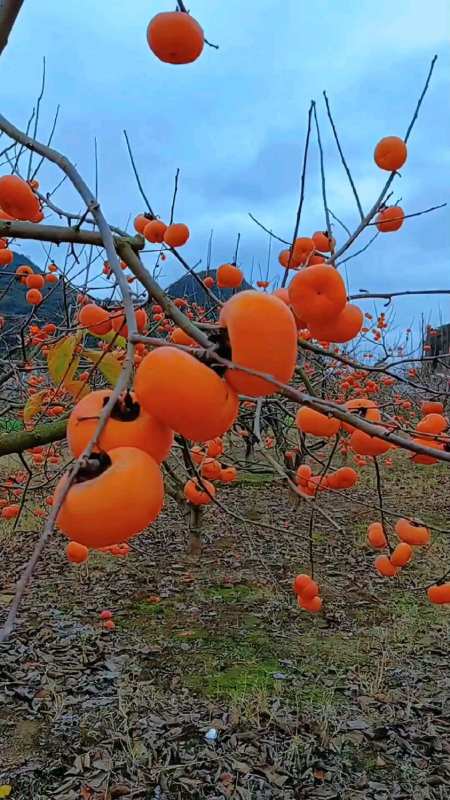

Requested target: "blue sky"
[{"left": 1, "top": 0, "right": 449, "bottom": 337}]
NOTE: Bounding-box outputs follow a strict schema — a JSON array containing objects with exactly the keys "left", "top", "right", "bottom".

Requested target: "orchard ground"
[{"left": 1, "top": 454, "right": 449, "bottom": 800}]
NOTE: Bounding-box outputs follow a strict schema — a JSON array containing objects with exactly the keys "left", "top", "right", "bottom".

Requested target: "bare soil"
[{"left": 1, "top": 460, "right": 450, "bottom": 799}]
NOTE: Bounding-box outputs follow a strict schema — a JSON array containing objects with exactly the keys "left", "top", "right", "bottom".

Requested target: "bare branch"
[{"left": 323, "top": 90, "right": 364, "bottom": 220}]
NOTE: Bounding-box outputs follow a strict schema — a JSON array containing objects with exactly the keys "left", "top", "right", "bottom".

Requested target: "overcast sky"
[{"left": 2, "top": 0, "right": 449, "bottom": 337}]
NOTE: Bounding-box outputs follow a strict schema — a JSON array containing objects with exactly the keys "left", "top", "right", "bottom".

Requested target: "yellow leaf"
[
  {"left": 0, "top": 786, "right": 12, "bottom": 798},
  {"left": 82, "top": 350, "right": 123, "bottom": 387},
  {"left": 65, "top": 381, "right": 91, "bottom": 401},
  {"left": 23, "top": 390, "right": 47, "bottom": 424},
  {"left": 47, "top": 335, "right": 81, "bottom": 387}
]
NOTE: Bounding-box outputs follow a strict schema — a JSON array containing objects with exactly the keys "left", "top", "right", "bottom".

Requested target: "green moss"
[
  {"left": 237, "top": 471, "right": 275, "bottom": 485},
  {"left": 206, "top": 659, "right": 279, "bottom": 697}
]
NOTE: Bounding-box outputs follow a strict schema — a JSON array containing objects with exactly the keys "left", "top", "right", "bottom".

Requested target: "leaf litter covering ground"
[{"left": 0, "top": 462, "right": 450, "bottom": 799}]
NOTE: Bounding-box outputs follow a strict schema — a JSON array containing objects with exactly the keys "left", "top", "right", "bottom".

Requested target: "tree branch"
[
  {"left": 0, "top": 0, "right": 24, "bottom": 56},
  {"left": 0, "top": 418, "right": 67, "bottom": 457}
]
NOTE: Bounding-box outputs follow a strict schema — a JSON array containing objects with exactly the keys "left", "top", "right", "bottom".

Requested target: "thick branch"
[
  {"left": 0, "top": 219, "right": 143, "bottom": 249},
  {"left": 0, "top": 418, "right": 67, "bottom": 457},
  {"left": 0, "top": 0, "right": 23, "bottom": 56}
]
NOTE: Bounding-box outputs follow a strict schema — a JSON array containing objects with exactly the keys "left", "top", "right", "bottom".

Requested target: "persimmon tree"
[{"left": 0, "top": 3, "right": 449, "bottom": 643}]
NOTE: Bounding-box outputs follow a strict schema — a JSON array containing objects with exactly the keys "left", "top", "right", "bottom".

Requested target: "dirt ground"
[{"left": 1, "top": 459, "right": 450, "bottom": 799}]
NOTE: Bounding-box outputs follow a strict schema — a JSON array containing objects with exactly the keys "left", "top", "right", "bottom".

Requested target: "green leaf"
[
  {"left": 23, "top": 389, "right": 47, "bottom": 424},
  {"left": 82, "top": 349, "right": 123, "bottom": 387},
  {"left": 47, "top": 335, "right": 81, "bottom": 386}
]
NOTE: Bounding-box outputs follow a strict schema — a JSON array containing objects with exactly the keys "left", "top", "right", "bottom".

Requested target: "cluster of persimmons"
[{"left": 0, "top": 14, "right": 448, "bottom": 618}]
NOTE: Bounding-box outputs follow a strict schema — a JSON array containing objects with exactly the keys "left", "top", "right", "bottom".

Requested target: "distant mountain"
[
  {"left": 0, "top": 251, "right": 78, "bottom": 328},
  {"left": 0, "top": 256, "right": 252, "bottom": 336},
  {"left": 165, "top": 268, "right": 253, "bottom": 305}
]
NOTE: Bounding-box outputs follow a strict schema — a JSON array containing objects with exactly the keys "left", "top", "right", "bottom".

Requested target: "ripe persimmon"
[
  {"left": 295, "top": 464, "right": 312, "bottom": 486},
  {"left": 100, "top": 609, "right": 113, "bottom": 619},
  {"left": 416, "top": 414, "right": 448, "bottom": 434},
  {"left": 219, "top": 291, "right": 297, "bottom": 397},
  {"left": 298, "top": 594, "right": 322, "bottom": 612},
  {"left": 206, "top": 437, "right": 224, "bottom": 458},
  {"left": 66, "top": 541, "right": 89, "bottom": 563},
  {"left": 216, "top": 263, "right": 243, "bottom": 289},
  {"left": 56, "top": 447, "right": 164, "bottom": 548},
  {"left": 201, "top": 458, "right": 222, "bottom": 480},
  {"left": 427, "top": 583, "right": 450, "bottom": 605},
  {"left": 296, "top": 406, "right": 340, "bottom": 438},
  {"left": 134, "top": 214, "right": 151, "bottom": 234},
  {"left": 395, "top": 518, "right": 430, "bottom": 546},
  {"left": 299, "top": 578, "right": 319, "bottom": 601},
  {"left": 288, "top": 265, "right": 347, "bottom": 324},
  {"left": 147, "top": 11, "right": 204, "bottom": 65},
  {"left": 0, "top": 174, "right": 40, "bottom": 220},
  {"left": 367, "top": 522, "right": 387, "bottom": 549},
  {"left": 170, "top": 326, "right": 196, "bottom": 346},
  {"left": 67, "top": 389, "right": 173, "bottom": 463},
  {"left": 374, "top": 136, "right": 407, "bottom": 171},
  {"left": 0, "top": 249, "right": 13, "bottom": 266},
  {"left": 143, "top": 219, "right": 167, "bottom": 243},
  {"left": 292, "top": 237, "right": 315, "bottom": 263},
  {"left": 308, "top": 303, "right": 363, "bottom": 343},
  {"left": 163, "top": 223, "right": 190, "bottom": 247},
  {"left": 421, "top": 401, "right": 444, "bottom": 415},
  {"left": 25, "top": 274, "right": 44, "bottom": 290},
  {"left": 26, "top": 288, "right": 43, "bottom": 305},
  {"left": 312, "top": 231, "right": 335, "bottom": 252},
  {"left": 203, "top": 275, "right": 215, "bottom": 288},
  {"left": 374, "top": 555, "right": 398, "bottom": 577},
  {"left": 293, "top": 574, "right": 314, "bottom": 595},
  {"left": 410, "top": 436, "right": 444, "bottom": 465},
  {"left": 272, "top": 287, "right": 290, "bottom": 304},
  {"left": 79, "top": 303, "right": 112, "bottom": 336},
  {"left": 350, "top": 429, "right": 391, "bottom": 456},
  {"left": 1, "top": 504, "right": 20, "bottom": 519},
  {"left": 135, "top": 347, "right": 238, "bottom": 441},
  {"left": 184, "top": 478, "right": 215, "bottom": 505},
  {"left": 326, "top": 466, "right": 358, "bottom": 489},
  {"left": 376, "top": 206, "right": 404, "bottom": 233},
  {"left": 278, "top": 249, "right": 302, "bottom": 269},
  {"left": 220, "top": 466, "right": 237, "bottom": 482},
  {"left": 390, "top": 542, "right": 412, "bottom": 567},
  {"left": 342, "top": 398, "right": 381, "bottom": 433},
  {"left": 135, "top": 308, "right": 148, "bottom": 332}
]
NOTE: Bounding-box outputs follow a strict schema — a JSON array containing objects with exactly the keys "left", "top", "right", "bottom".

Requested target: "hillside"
[
  {"left": 0, "top": 251, "right": 77, "bottom": 327},
  {"left": 165, "top": 268, "right": 253, "bottom": 304}
]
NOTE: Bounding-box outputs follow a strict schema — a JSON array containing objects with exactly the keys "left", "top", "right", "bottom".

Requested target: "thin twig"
[
  {"left": 323, "top": 90, "right": 364, "bottom": 220},
  {"left": 123, "top": 129, "right": 155, "bottom": 216}
]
